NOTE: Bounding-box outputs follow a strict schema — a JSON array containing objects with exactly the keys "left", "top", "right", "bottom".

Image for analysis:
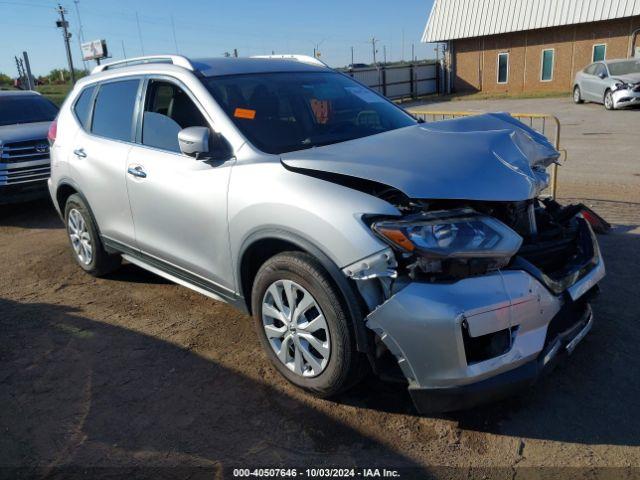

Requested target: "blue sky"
[{"left": 1, "top": 0, "right": 436, "bottom": 76}]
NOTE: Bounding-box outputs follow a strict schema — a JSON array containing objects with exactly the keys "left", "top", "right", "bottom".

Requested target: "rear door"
[
  {"left": 580, "top": 64, "right": 599, "bottom": 101},
  {"left": 125, "top": 76, "right": 235, "bottom": 293},
  {"left": 68, "top": 78, "right": 140, "bottom": 245},
  {"left": 593, "top": 64, "right": 610, "bottom": 102}
]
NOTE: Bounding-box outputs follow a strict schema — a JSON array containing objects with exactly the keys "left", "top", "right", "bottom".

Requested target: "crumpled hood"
[
  {"left": 612, "top": 73, "right": 640, "bottom": 85},
  {"left": 281, "top": 113, "right": 560, "bottom": 202}
]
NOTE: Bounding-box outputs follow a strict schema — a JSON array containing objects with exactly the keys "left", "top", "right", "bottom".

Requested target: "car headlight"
[
  {"left": 614, "top": 82, "right": 631, "bottom": 90},
  {"left": 372, "top": 209, "right": 522, "bottom": 269}
]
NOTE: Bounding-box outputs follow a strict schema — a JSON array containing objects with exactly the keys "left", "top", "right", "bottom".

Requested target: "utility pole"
[
  {"left": 15, "top": 56, "right": 26, "bottom": 88},
  {"left": 170, "top": 15, "right": 179, "bottom": 54},
  {"left": 383, "top": 45, "right": 387, "bottom": 64},
  {"left": 350, "top": 46, "right": 354, "bottom": 66},
  {"left": 411, "top": 43, "right": 415, "bottom": 62},
  {"left": 135, "top": 12, "right": 145, "bottom": 55},
  {"left": 370, "top": 37, "right": 378, "bottom": 65},
  {"left": 402, "top": 28, "right": 405, "bottom": 62},
  {"left": 56, "top": 4, "right": 76, "bottom": 84},
  {"left": 22, "top": 52, "right": 35, "bottom": 90}
]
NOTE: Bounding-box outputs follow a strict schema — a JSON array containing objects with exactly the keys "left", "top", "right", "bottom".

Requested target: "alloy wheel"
[
  {"left": 605, "top": 92, "right": 614, "bottom": 110},
  {"left": 67, "top": 208, "right": 93, "bottom": 265},
  {"left": 573, "top": 87, "right": 581, "bottom": 103},
  {"left": 261, "top": 279, "right": 330, "bottom": 377}
]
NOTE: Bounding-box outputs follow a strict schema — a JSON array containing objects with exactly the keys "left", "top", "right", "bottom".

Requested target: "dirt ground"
[{"left": 1, "top": 98, "right": 639, "bottom": 479}]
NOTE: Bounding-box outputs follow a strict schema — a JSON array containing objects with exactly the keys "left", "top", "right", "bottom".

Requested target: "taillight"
[{"left": 47, "top": 118, "right": 58, "bottom": 145}]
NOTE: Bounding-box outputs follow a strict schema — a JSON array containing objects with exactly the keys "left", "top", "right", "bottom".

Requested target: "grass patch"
[{"left": 37, "top": 83, "right": 73, "bottom": 106}]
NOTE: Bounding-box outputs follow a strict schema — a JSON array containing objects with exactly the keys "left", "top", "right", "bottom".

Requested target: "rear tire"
[
  {"left": 251, "top": 251, "right": 366, "bottom": 397},
  {"left": 573, "top": 86, "right": 584, "bottom": 104},
  {"left": 64, "top": 194, "right": 121, "bottom": 276},
  {"left": 604, "top": 90, "right": 614, "bottom": 110}
]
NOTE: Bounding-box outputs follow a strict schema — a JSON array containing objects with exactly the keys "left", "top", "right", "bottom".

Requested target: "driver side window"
[{"left": 142, "top": 80, "right": 208, "bottom": 153}]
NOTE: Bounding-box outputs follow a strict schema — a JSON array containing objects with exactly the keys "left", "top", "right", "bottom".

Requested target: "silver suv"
[{"left": 49, "top": 55, "right": 605, "bottom": 413}]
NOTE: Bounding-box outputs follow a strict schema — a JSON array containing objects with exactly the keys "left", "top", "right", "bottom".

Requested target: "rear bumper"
[{"left": 409, "top": 303, "right": 593, "bottom": 413}]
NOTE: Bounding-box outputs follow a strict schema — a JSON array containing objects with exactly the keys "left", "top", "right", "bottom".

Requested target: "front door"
[{"left": 125, "top": 78, "right": 236, "bottom": 293}]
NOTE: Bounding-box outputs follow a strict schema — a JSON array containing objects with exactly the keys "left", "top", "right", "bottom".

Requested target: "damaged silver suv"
[{"left": 49, "top": 55, "right": 605, "bottom": 413}]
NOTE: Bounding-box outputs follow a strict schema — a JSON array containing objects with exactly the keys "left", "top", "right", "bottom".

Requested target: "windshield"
[
  {"left": 0, "top": 95, "right": 58, "bottom": 126},
  {"left": 608, "top": 60, "right": 640, "bottom": 76},
  {"left": 204, "top": 71, "right": 416, "bottom": 154}
]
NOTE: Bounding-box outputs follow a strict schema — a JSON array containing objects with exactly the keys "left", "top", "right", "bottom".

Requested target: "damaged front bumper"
[
  {"left": 612, "top": 86, "right": 640, "bottom": 109},
  {"left": 364, "top": 219, "right": 605, "bottom": 413}
]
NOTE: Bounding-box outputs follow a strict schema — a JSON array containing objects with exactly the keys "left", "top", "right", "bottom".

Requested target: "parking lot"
[{"left": 1, "top": 96, "right": 639, "bottom": 478}]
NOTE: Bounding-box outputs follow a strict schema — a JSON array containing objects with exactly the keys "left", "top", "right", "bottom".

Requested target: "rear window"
[
  {"left": 73, "top": 85, "right": 96, "bottom": 130},
  {"left": 91, "top": 80, "right": 140, "bottom": 142},
  {"left": 0, "top": 95, "right": 58, "bottom": 126}
]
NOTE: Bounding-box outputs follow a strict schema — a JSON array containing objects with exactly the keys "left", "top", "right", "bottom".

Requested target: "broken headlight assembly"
[{"left": 371, "top": 208, "right": 523, "bottom": 279}]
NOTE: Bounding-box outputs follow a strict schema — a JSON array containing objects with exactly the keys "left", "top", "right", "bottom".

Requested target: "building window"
[
  {"left": 497, "top": 52, "right": 509, "bottom": 84},
  {"left": 592, "top": 44, "right": 606, "bottom": 62},
  {"left": 541, "top": 49, "right": 554, "bottom": 81}
]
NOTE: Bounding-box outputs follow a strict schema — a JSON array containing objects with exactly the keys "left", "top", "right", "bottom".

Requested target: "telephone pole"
[
  {"left": 383, "top": 45, "right": 387, "bottom": 64},
  {"left": 56, "top": 4, "right": 76, "bottom": 84},
  {"left": 350, "top": 46, "right": 354, "bottom": 66},
  {"left": 135, "top": 12, "right": 145, "bottom": 55},
  {"left": 370, "top": 37, "right": 378, "bottom": 65}
]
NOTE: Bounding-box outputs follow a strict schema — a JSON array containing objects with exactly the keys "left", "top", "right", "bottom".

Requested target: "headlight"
[
  {"left": 614, "top": 82, "right": 630, "bottom": 90},
  {"left": 372, "top": 208, "right": 522, "bottom": 268}
]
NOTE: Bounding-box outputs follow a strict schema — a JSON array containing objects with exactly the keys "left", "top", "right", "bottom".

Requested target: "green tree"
[{"left": 0, "top": 72, "right": 12, "bottom": 85}]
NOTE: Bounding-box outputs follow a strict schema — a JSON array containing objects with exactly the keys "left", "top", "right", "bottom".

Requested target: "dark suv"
[{"left": 0, "top": 90, "right": 58, "bottom": 204}]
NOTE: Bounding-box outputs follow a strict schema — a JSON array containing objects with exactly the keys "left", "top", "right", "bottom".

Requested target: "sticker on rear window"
[
  {"left": 310, "top": 99, "right": 332, "bottom": 124},
  {"left": 234, "top": 108, "right": 256, "bottom": 120}
]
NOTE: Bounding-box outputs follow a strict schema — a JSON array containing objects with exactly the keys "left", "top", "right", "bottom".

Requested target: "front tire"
[
  {"left": 64, "top": 194, "right": 121, "bottom": 276},
  {"left": 604, "top": 90, "right": 615, "bottom": 110},
  {"left": 251, "top": 251, "right": 365, "bottom": 397},
  {"left": 573, "top": 86, "right": 584, "bottom": 104}
]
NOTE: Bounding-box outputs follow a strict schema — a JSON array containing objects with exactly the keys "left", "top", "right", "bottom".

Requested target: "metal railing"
[{"left": 409, "top": 109, "right": 565, "bottom": 199}]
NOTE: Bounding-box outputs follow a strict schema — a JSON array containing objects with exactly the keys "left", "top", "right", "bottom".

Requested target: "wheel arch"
[{"left": 238, "top": 229, "right": 371, "bottom": 353}]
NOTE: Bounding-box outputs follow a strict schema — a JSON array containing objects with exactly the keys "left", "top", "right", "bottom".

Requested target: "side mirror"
[
  {"left": 178, "top": 127, "right": 210, "bottom": 159},
  {"left": 598, "top": 72, "right": 607, "bottom": 79}
]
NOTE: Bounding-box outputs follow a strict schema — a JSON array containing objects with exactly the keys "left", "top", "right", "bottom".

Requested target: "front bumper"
[
  {"left": 612, "top": 87, "right": 640, "bottom": 109},
  {"left": 365, "top": 219, "right": 605, "bottom": 413},
  {"left": 0, "top": 180, "right": 49, "bottom": 205}
]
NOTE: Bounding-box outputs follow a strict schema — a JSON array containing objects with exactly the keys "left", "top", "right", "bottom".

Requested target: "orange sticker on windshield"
[{"left": 234, "top": 108, "right": 256, "bottom": 120}]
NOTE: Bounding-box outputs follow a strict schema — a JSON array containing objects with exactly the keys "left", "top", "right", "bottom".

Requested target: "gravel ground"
[{"left": 1, "top": 97, "right": 639, "bottom": 479}]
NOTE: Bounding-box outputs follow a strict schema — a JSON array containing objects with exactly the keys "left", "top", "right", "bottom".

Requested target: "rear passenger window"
[
  {"left": 91, "top": 79, "right": 139, "bottom": 142},
  {"left": 73, "top": 85, "right": 95, "bottom": 130}
]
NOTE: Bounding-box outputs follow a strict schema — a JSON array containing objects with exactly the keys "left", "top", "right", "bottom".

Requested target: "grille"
[
  {"left": 0, "top": 138, "right": 50, "bottom": 186},
  {"left": 1, "top": 139, "right": 50, "bottom": 163}
]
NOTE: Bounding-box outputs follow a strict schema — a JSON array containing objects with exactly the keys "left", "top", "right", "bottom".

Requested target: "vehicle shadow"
[
  {"left": 0, "top": 299, "right": 427, "bottom": 479},
  {"left": 0, "top": 198, "right": 61, "bottom": 230},
  {"left": 338, "top": 226, "right": 640, "bottom": 447}
]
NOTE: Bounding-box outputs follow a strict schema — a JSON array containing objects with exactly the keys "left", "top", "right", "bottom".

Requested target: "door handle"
[
  {"left": 73, "top": 148, "right": 87, "bottom": 158},
  {"left": 127, "top": 165, "right": 147, "bottom": 179}
]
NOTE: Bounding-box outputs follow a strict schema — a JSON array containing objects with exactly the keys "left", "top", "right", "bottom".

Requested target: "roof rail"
[
  {"left": 92, "top": 55, "right": 194, "bottom": 74},
  {"left": 250, "top": 54, "right": 329, "bottom": 68}
]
